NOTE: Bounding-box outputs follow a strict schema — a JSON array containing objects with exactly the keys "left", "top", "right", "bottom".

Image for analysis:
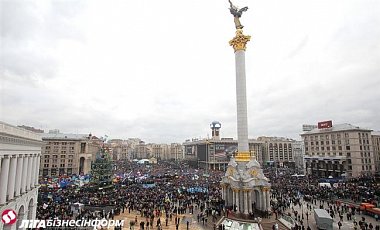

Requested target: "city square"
[{"left": 1, "top": 0, "right": 380, "bottom": 230}]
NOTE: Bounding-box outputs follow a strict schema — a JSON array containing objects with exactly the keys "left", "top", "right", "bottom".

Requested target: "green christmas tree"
[{"left": 90, "top": 146, "right": 113, "bottom": 189}]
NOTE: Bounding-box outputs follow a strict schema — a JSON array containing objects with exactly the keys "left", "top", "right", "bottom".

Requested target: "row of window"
[
  {"left": 49, "top": 142, "right": 76, "bottom": 145},
  {"left": 44, "top": 159, "right": 74, "bottom": 163},
  {"left": 44, "top": 155, "right": 74, "bottom": 159},
  {"left": 43, "top": 163, "right": 73, "bottom": 168}
]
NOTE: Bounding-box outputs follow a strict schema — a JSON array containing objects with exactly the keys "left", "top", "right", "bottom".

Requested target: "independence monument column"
[
  {"left": 229, "top": 1, "right": 251, "bottom": 161},
  {"left": 221, "top": 2, "right": 271, "bottom": 219}
]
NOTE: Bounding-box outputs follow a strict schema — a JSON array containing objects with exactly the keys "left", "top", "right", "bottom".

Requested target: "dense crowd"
[
  {"left": 37, "top": 160, "right": 224, "bottom": 229},
  {"left": 37, "top": 160, "right": 380, "bottom": 230},
  {"left": 268, "top": 168, "right": 380, "bottom": 230}
]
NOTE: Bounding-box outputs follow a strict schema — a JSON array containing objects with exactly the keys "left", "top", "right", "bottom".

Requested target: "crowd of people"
[
  {"left": 268, "top": 168, "right": 380, "bottom": 230},
  {"left": 37, "top": 159, "right": 380, "bottom": 230},
  {"left": 37, "top": 160, "right": 224, "bottom": 229}
]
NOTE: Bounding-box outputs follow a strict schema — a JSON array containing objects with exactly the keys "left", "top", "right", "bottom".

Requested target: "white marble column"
[
  {"left": 31, "top": 155, "right": 36, "bottom": 188},
  {"left": 236, "top": 190, "right": 240, "bottom": 212},
  {"left": 248, "top": 190, "right": 252, "bottom": 213},
  {"left": 15, "top": 156, "right": 24, "bottom": 197},
  {"left": 7, "top": 156, "right": 17, "bottom": 200},
  {"left": 235, "top": 50, "right": 249, "bottom": 153},
  {"left": 21, "top": 156, "right": 28, "bottom": 193},
  {"left": 262, "top": 190, "right": 267, "bottom": 211},
  {"left": 232, "top": 190, "right": 235, "bottom": 208},
  {"left": 35, "top": 155, "right": 40, "bottom": 186},
  {"left": 27, "top": 155, "right": 33, "bottom": 191},
  {"left": 0, "top": 157, "right": 10, "bottom": 204},
  {"left": 244, "top": 190, "right": 249, "bottom": 214},
  {"left": 266, "top": 191, "right": 271, "bottom": 211}
]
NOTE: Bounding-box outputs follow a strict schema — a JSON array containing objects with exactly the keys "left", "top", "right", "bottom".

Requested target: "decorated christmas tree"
[{"left": 90, "top": 146, "right": 113, "bottom": 189}]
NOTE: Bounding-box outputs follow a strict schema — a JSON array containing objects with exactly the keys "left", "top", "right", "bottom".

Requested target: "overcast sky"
[{"left": 1, "top": 0, "right": 379, "bottom": 143}]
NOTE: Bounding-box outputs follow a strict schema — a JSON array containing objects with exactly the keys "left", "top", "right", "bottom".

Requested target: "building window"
[
  {"left": 53, "top": 155, "right": 58, "bottom": 158},
  {"left": 60, "top": 164, "right": 65, "bottom": 167},
  {"left": 80, "top": 143, "right": 86, "bottom": 153},
  {"left": 44, "top": 155, "right": 49, "bottom": 158},
  {"left": 43, "top": 164, "right": 49, "bottom": 167},
  {"left": 346, "top": 146, "right": 350, "bottom": 150},
  {"left": 347, "top": 152, "right": 351, "bottom": 157}
]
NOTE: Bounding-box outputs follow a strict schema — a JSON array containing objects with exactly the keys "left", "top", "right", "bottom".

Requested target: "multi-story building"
[
  {"left": 257, "top": 136, "right": 296, "bottom": 168},
  {"left": 292, "top": 141, "right": 305, "bottom": 174},
  {"left": 108, "top": 139, "right": 129, "bottom": 160},
  {"left": 134, "top": 141, "right": 151, "bottom": 159},
  {"left": 183, "top": 138, "right": 264, "bottom": 171},
  {"left": 0, "top": 122, "right": 43, "bottom": 230},
  {"left": 152, "top": 144, "right": 169, "bottom": 160},
  {"left": 301, "top": 122, "right": 375, "bottom": 178},
  {"left": 40, "top": 131, "right": 100, "bottom": 177},
  {"left": 169, "top": 143, "right": 183, "bottom": 161},
  {"left": 372, "top": 132, "right": 380, "bottom": 172}
]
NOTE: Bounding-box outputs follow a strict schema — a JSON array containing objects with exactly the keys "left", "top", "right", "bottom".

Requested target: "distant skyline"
[{"left": 1, "top": 0, "right": 380, "bottom": 143}]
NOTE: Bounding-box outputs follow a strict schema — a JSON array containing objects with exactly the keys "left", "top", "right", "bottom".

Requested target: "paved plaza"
[{"left": 280, "top": 199, "right": 380, "bottom": 230}]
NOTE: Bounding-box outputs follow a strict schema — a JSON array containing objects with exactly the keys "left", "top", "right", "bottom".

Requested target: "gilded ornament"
[
  {"left": 234, "top": 150, "right": 251, "bottom": 162},
  {"left": 250, "top": 169, "right": 258, "bottom": 177},
  {"left": 229, "top": 29, "right": 251, "bottom": 52}
]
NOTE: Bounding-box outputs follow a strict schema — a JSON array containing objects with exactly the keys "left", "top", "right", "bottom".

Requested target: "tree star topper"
[{"left": 229, "top": 0, "right": 248, "bottom": 29}]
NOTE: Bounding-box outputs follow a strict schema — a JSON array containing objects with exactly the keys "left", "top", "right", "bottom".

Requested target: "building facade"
[
  {"left": 301, "top": 122, "right": 375, "bottom": 178},
  {"left": 0, "top": 122, "right": 43, "bottom": 230},
  {"left": 183, "top": 138, "right": 265, "bottom": 171},
  {"left": 372, "top": 132, "right": 380, "bottom": 172},
  {"left": 292, "top": 141, "right": 305, "bottom": 174},
  {"left": 40, "top": 131, "right": 100, "bottom": 177},
  {"left": 257, "top": 136, "right": 296, "bottom": 168}
]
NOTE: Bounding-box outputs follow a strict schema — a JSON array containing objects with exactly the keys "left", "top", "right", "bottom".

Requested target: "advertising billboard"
[{"left": 318, "top": 120, "right": 333, "bottom": 129}]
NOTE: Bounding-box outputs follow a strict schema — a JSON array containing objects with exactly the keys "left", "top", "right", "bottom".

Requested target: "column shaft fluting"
[
  {"left": 7, "top": 156, "right": 17, "bottom": 200},
  {"left": 15, "top": 156, "right": 24, "bottom": 197},
  {"left": 21, "top": 156, "right": 28, "bottom": 193},
  {"left": 0, "top": 157, "right": 10, "bottom": 204},
  {"left": 27, "top": 155, "right": 33, "bottom": 191}
]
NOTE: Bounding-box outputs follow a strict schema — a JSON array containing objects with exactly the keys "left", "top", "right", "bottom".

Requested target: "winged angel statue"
[{"left": 228, "top": 0, "right": 248, "bottom": 29}]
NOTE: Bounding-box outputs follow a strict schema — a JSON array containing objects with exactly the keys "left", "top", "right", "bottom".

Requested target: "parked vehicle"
[{"left": 314, "top": 209, "right": 333, "bottom": 230}]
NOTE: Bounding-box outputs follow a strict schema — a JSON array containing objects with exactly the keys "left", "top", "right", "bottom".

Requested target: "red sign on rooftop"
[{"left": 318, "top": 120, "right": 333, "bottom": 129}]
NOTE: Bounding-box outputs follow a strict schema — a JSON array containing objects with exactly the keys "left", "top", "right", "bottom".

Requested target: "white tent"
[{"left": 137, "top": 159, "right": 150, "bottom": 164}]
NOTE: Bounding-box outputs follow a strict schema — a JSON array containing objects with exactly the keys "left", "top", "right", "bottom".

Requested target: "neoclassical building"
[{"left": 0, "top": 122, "right": 43, "bottom": 230}]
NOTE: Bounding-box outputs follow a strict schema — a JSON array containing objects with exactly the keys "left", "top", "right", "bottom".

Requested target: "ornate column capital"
[{"left": 229, "top": 29, "right": 251, "bottom": 52}]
